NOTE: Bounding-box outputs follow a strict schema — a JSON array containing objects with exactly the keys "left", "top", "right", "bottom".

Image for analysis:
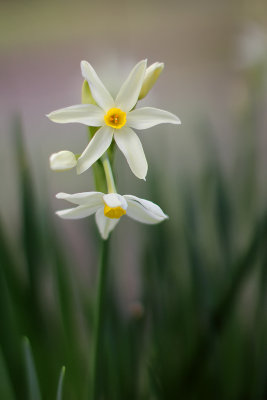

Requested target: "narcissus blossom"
[
  {"left": 49, "top": 151, "right": 77, "bottom": 171},
  {"left": 47, "top": 60, "right": 180, "bottom": 180},
  {"left": 56, "top": 192, "right": 168, "bottom": 239}
]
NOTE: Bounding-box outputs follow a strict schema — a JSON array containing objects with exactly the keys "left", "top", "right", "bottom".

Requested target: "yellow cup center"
[
  {"left": 104, "top": 204, "right": 126, "bottom": 219},
  {"left": 104, "top": 108, "right": 126, "bottom": 129}
]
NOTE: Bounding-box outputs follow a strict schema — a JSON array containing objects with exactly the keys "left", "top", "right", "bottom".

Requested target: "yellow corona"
[
  {"left": 104, "top": 108, "right": 127, "bottom": 129},
  {"left": 104, "top": 204, "right": 126, "bottom": 219}
]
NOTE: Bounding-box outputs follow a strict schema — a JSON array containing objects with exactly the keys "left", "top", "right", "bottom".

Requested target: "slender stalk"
[
  {"left": 86, "top": 128, "right": 115, "bottom": 399},
  {"left": 88, "top": 127, "right": 107, "bottom": 193},
  {"left": 101, "top": 154, "right": 117, "bottom": 193},
  {"left": 91, "top": 238, "right": 110, "bottom": 400}
]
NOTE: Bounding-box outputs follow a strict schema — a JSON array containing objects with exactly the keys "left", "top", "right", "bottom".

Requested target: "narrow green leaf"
[
  {"left": 56, "top": 366, "right": 65, "bottom": 400},
  {"left": 0, "top": 243, "right": 21, "bottom": 377},
  {"left": 23, "top": 337, "right": 42, "bottom": 400},
  {"left": 13, "top": 116, "right": 44, "bottom": 331},
  {"left": 0, "top": 348, "right": 16, "bottom": 400},
  {"left": 0, "top": 218, "right": 23, "bottom": 304}
]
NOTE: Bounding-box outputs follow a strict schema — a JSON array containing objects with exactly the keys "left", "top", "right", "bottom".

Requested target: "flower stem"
[
  {"left": 101, "top": 154, "right": 117, "bottom": 193},
  {"left": 91, "top": 237, "right": 110, "bottom": 400},
  {"left": 88, "top": 127, "right": 107, "bottom": 193}
]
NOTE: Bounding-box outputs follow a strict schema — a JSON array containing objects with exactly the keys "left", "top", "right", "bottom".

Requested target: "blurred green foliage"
[{"left": 1, "top": 66, "right": 267, "bottom": 400}]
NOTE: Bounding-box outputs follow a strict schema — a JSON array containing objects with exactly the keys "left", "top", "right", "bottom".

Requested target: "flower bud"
[
  {"left": 81, "top": 80, "right": 96, "bottom": 104},
  {"left": 138, "top": 62, "right": 164, "bottom": 100},
  {"left": 49, "top": 151, "right": 77, "bottom": 171}
]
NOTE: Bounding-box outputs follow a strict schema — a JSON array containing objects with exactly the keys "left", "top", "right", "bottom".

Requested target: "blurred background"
[{"left": 0, "top": 0, "right": 267, "bottom": 399}]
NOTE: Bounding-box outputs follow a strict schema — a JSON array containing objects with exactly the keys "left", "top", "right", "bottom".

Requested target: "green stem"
[
  {"left": 87, "top": 127, "right": 117, "bottom": 193},
  {"left": 91, "top": 238, "right": 110, "bottom": 400},
  {"left": 87, "top": 127, "right": 106, "bottom": 193},
  {"left": 101, "top": 154, "right": 117, "bottom": 193},
  {"left": 86, "top": 127, "right": 116, "bottom": 399}
]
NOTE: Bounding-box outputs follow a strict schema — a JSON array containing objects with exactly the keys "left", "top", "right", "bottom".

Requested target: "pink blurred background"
[{"left": 0, "top": 1, "right": 267, "bottom": 298}]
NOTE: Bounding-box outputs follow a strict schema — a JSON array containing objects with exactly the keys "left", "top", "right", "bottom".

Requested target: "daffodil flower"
[
  {"left": 55, "top": 191, "right": 168, "bottom": 240},
  {"left": 47, "top": 60, "right": 181, "bottom": 180}
]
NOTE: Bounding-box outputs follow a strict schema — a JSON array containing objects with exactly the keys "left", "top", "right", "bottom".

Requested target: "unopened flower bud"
[
  {"left": 81, "top": 80, "right": 96, "bottom": 104},
  {"left": 50, "top": 151, "right": 77, "bottom": 171},
  {"left": 138, "top": 62, "right": 164, "bottom": 100}
]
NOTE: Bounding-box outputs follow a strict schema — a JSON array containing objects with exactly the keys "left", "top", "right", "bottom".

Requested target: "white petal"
[
  {"left": 127, "top": 107, "right": 181, "bottom": 129},
  {"left": 50, "top": 151, "right": 77, "bottom": 170},
  {"left": 114, "top": 127, "right": 148, "bottom": 180},
  {"left": 56, "top": 192, "right": 104, "bottom": 205},
  {"left": 47, "top": 104, "right": 105, "bottom": 126},
  {"left": 103, "top": 193, "right": 127, "bottom": 210},
  {"left": 124, "top": 195, "right": 168, "bottom": 224},
  {"left": 81, "top": 61, "right": 115, "bottom": 112},
  {"left": 76, "top": 126, "right": 114, "bottom": 174},
  {"left": 95, "top": 208, "right": 120, "bottom": 240},
  {"left": 56, "top": 204, "right": 100, "bottom": 220},
  {"left": 115, "top": 60, "right": 147, "bottom": 112}
]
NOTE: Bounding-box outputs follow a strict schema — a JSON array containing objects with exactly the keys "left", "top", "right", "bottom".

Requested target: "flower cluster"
[{"left": 48, "top": 60, "right": 180, "bottom": 239}]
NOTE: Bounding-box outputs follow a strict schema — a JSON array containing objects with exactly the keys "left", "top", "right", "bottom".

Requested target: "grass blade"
[
  {"left": 0, "top": 348, "right": 16, "bottom": 400},
  {"left": 23, "top": 337, "right": 42, "bottom": 400},
  {"left": 56, "top": 366, "right": 65, "bottom": 400}
]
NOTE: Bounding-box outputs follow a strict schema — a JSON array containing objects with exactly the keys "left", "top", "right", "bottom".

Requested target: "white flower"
[
  {"left": 47, "top": 60, "right": 181, "bottom": 180},
  {"left": 49, "top": 151, "right": 77, "bottom": 171},
  {"left": 55, "top": 191, "right": 168, "bottom": 240}
]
